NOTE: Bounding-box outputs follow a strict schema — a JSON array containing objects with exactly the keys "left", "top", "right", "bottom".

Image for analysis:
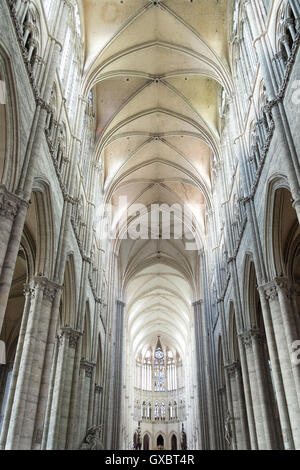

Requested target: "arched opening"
[
  {"left": 59, "top": 256, "right": 76, "bottom": 329},
  {"left": 143, "top": 433, "right": 150, "bottom": 450},
  {"left": 0, "top": 71, "right": 6, "bottom": 182},
  {"left": 272, "top": 188, "right": 300, "bottom": 323},
  {"left": 81, "top": 303, "right": 91, "bottom": 361},
  {"left": 0, "top": 49, "right": 17, "bottom": 190},
  {"left": 157, "top": 434, "right": 164, "bottom": 449},
  {"left": 0, "top": 184, "right": 53, "bottom": 440},
  {"left": 171, "top": 434, "right": 177, "bottom": 450},
  {"left": 0, "top": 246, "right": 29, "bottom": 432}
]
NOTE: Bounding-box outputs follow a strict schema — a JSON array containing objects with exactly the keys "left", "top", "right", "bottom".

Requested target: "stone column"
[
  {"left": 237, "top": 336, "right": 257, "bottom": 449},
  {"left": 93, "top": 385, "right": 103, "bottom": 427},
  {"left": 192, "top": 300, "right": 209, "bottom": 449},
  {"left": 224, "top": 365, "right": 237, "bottom": 450},
  {"left": 225, "top": 361, "right": 250, "bottom": 450},
  {"left": 0, "top": 187, "right": 28, "bottom": 334},
  {"left": 74, "top": 359, "right": 95, "bottom": 447},
  {"left": 274, "top": 278, "right": 300, "bottom": 406},
  {"left": 241, "top": 327, "right": 282, "bottom": 449},
  {"left": 263, "top": 281, "right": 300, "bottom": 448},
  {"left": 225, "top": 362, "right": 243, "bottom": 449},
  {"left": 44, "top": 327, "right": 81, "bottom": 450},
  {"left": 110, "top": 300, "right": 125, "bottom": 449},
  {"left": 251, "top": 328, "right": 278, "bottom": 449},
  {"left": 2, "top": 276, "right": 60, "bottom": 450},
  {"left": 240, "top": 330, "right": 266, "bottom": 449}
]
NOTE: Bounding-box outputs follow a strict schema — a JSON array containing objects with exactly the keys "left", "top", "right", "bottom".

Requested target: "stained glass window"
[{"left": 154, "top": 345, "right": 165, "bottom": 392}]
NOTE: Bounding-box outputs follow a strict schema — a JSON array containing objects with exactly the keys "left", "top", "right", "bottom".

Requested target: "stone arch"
[
  {"left": 265, "top": 177, "right": 300, "bottom": 318},
  {"left": 31, "top": 179, "right": 55, "bottom": 279},
  {"left": 0, "top": 43, "right": 19, "bottom": 191},
  {"left": 264, "top": 176, "right": 292, "bottom": 278},
  {"left": 228, "top": 302, "right": 240, "bottom": 363},
  {"left": 0, "top": 237, "right": 34, "bottom": 432},
  {"left": 156, "top": 433, "right": 165, "bottom": 449},
  {"left": 60, "top": 255, "right": 77, "bottom": 329},
  {"left": 242, "top": 253, "right": 255, "bottom": 329},
  {"left": 81, "top": 302, "right": 92, "bottom": 361},
  {"left": 143, "top": 432, "right": 150, "bottom": 450},
  {"left": 170, "top": 433, "right": 178, "bottom": 450},
  {"left": 0, "top": 177, "right": 55, "bottom": 391}
]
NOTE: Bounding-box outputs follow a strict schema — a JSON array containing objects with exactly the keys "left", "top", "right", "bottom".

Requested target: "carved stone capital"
[
  {"left": 61, "top": 327, "right": 82, "bottom": 349},
  {"left": 80, "top": 360, "right": 95, "bottom": 378},
  {"left": 239, "top": 330, "right": 253, "bottom": 348},
  {"left": 31, "top": 276, "right": 62, "bottom": 302},
  {"left": 274, "top": 276, "right": 291, "bottom": 298},
  {"left": 225, "top": 361, "right": 240, "bottom": 378},
  {"left": 95, "top": 385, "right": 103, "bottom": 394},
  {"left": 23, "top": 284, "right": 36, "bottom": 298},
  {"left": 0, "top": 186, "right": 26, "bottom": 221},
  {"left": 261, "top": 277, "right": 291, "bottom": 302},
  {"left": 261, "top": 281, "right": 278, "bottom": 302},
  {"left": 192, "top": 300, "right": 203, "bottom": 308},
  {"left": 239, "top": 327, "right": 265, "bottom": 347},
  {"left": 250, "top": 327, "right": 266, "bottom": 345}
]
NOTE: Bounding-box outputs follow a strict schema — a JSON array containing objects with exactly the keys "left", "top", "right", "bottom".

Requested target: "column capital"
[
  {"left": 61, "top": 327, "right": 82, "bottom": 349},
  {"left": 192, "top": 300, "right": 203, "bottom": 308},
  {"left": 260, "top": 276, "right": 291, "bottom": 301},
  {"left": 23, "top": 284, "right": 36, "bottom": 298},
  {"left": 0, "top": 185, "right": 28, "bottom": 221},
  {"left": 260, "top": 280, "right": 278, "bottom": 302},
  {"left": 80, "top": 359, "right": 95, "bottom": 378},
  {"left": 95, "top": 385, "right": 103, "bottom": 394},
  {"left": 239, "top": 327, "right": 265, "bottom": 347},
  {"left": 25, "top": 276, "right": 62, "bottom": 302},
  {"left": 225, "top": 361, "right": 240, "bottom": 378}
]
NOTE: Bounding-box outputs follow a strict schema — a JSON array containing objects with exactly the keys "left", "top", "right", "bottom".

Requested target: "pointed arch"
[
  {"left": 60, "top": 254, "right": 77, "bottom": 329},
  {"left": 0, "top": 42, "right": 19, "bottom": 191}
]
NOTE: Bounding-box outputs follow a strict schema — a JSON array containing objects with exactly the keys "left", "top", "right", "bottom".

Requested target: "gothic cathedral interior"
[{"left": 0, "top": 0, "right": 300, "bottom": 451}]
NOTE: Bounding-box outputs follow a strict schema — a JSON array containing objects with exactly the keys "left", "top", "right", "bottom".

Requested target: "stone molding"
[{"left": 0, "top": 185, "right": 28, "bottom": 221}]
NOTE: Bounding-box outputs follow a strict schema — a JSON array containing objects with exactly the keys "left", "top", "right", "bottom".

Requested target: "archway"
[
  {"left": 171, "top": 434, "right": 177, "bottom": 450},
  {"left": 157, "top": 434, "right": 164, "bottom": 450},
  {"left": 0, "top": 246, "right": 29, "bottom": 432},
  {"left": 143, "top": 433, "right": 150, "bottom": 450},
  {"left": 271, "top": 187, "right": 300, "bottom": 325}
]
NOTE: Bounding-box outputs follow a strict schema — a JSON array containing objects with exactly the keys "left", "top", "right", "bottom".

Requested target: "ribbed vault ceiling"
[{"left": 81, "top": 0, "right": 233, "bottom": 351}]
